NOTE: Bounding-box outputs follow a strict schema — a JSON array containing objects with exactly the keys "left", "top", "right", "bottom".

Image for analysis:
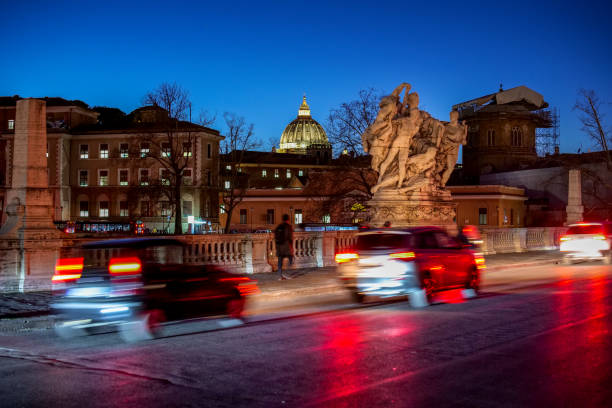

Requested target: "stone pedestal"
[
  {"left": 565, "top": 168, "right": 583, "bottom": 225},
  {"left": 367, "top": 189, "right": 457, "bottom": 233}
]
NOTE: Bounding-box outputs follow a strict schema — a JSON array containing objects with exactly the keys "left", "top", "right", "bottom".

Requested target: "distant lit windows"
[
  {"left": 267, "top": 209, "right": 275, "bottom": 225},
  {"left": 119, "top": 169, "right": 129, "bottom": 186},
  {"left": 224, "top": 180, "right": 231, "bottom": 189},
  {"left": 46, "top": 143, "right": 49, "bottom": 158},
  {"left": 220, "top": 204, "right": 226, "bottom": 214},
  {"left": 139, "top": 169, "right": 149, "bottom": 186},
  {"left": 79, "top": 170, "right": 88, "bottom": 186},
  {"left": 79, "top": 144, "right": 89, "bottom": 159},
  {"left": 294, "top": 209, "right": 302, "bottom": 224},
  {"left": 239, "top": 209, "right": 247, "bottom": 224},
  {"left": 161, "top": 201, "right": 171, "bottom": 217},
  {"left": 160, "top": 168, "right": 171, "bottom": 185},
  {"left": 140, "top": 143, "right": 150, "bottom": 158},
  {"left": 161, "top": 142, "right": 171, "bottom": 157},
  {"left": 286, "top": 169, "right": 291, "bottom": 178},
  {"left": 183, "top": 168, "right": 192, "bottom": 185},
  {"left": 226, "top": 165, "right": 231, "bottom": 171},
  {"left": 511, "top": 127, "right": 522, "bottom": 146},
  {"left": 99, "top": 143, "right": 109, "bottom": 159},
  {"left": 182, "top": 200, "right": 192, "bottom": 217},
  {"left": 120, "top": 143, "right": 129, "bottom": 158},
  {"left": 322, "top": 214, "right": 331, "bottom": 224},
  {"left": 99, "top": 201, "right": 109, "bottom": 217},
  {"left": 237, "top": 167, "right": 242, "bottom": 173},
  {"left": 98, "top": 169, "right": 109, "bottom": 186},
  {"left": 79, "top": 201, "right": 89, "bottom": 217},
  {"left": 487, "top": 129, "right": 495, "bottom": 146},
  {"left": 8, "top": 119, "right": 14, "bottom": 130},
  {"left": 119, "top": 201, "right": 129, "bottom": 217},
  {"left": 274, "top": 169, "right": 279, "bottom": 178},
  {"left": 479, "top": 208, "right": 487, "bottom": 225},
  {"left": 262, "top": 169, "right": 267, "bottom": 177},
  {"left": 298, "top": 169, "right": 303, "bottom": 177},
  {"left": 183, "top": 142, "right": 192, "bottom": 157}
]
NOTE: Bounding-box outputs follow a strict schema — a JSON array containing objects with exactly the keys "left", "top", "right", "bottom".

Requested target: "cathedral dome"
[{"left": 279, "top": 96, "right": 330, "bottom": 154}]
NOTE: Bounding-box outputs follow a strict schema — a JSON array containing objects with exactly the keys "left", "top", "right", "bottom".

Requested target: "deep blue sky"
[{"left": 2, "top": 0, "right": 611, "bottom": 155}]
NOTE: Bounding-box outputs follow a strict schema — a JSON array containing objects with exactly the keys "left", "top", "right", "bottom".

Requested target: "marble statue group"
[{"left": 362, "top": 83, "right": 467, "bottom": 195}]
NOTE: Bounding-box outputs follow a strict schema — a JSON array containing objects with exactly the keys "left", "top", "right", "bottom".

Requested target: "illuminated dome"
[{"left": 279, "top": 96, "right": 330, "bottom": 154}]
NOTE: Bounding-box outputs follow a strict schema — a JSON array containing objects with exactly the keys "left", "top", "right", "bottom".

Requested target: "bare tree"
[
  {"left": 220, "top": 113, "right": 259, "bottom": 233},
  {"left": 139, "top": 82, "right": 215, "bottom": 234},
  {"left": 574, "top": 89, "right": 611, "bottom": 168},
  {"left": 326, "top": 88, "right": 382, "bottom": 155}
]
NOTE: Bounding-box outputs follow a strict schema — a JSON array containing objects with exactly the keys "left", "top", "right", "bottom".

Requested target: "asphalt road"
[{"left": 0, "top": 262, "right": 611, "bottom": 407}]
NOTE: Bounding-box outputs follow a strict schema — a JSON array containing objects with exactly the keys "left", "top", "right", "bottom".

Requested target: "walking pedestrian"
[{"left": 274, "top": 214, "right": 294, "bottom": 280}]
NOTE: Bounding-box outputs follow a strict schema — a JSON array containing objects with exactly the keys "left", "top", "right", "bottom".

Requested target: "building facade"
[{"left": 0, "top": 97, "right": 223, "bottom": 233}]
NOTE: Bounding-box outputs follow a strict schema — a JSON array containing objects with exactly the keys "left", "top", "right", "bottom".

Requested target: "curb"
[{"left": 486, "top": 258, "right": 560, "bottom": 272}]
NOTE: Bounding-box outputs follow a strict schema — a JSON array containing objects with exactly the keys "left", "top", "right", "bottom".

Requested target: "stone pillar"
[
  {"left": 0, "top": 99, "right": 61, "bottom": 292},
  {"left": 566, "top": 168, "right": 583, "bottom": 225}
]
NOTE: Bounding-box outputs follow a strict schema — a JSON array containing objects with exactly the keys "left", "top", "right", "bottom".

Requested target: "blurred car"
[
  {"left": 560, "top": 222, "right": 612, "bottom": 264},
  {"left": 51, "top": 238, "right": 258, "bottom": 342},
  {"left": 335, "top": 227, "right": 485, "bottom": 306}
]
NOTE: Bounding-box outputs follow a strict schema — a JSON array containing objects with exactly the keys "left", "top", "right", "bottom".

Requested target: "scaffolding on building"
[{"left": 536, "top": 107, "right": 560, "bottom": 157}]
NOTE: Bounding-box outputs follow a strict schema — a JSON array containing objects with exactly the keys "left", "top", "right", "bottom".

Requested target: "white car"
[{"left": 560, "top": 222, "right": 612, "bottom": 264}]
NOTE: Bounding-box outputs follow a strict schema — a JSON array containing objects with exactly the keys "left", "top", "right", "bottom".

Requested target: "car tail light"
[
  {"left": 52, "top": 257, "right": 84, "bottom": 283},
  {"left": 475, "top": 256, "right": 486, "bottom": 270},
  {"left": 335, "top": 253, "right": 359, "bottom": 263},
  {"left": 389, "top": 251, "right": 415, "bottom": 260},
  {"left": 108, "top": 257, "right": 142, "bottom": 275},
  {"left": 220, "top": 277, "right": 260, "bottom": 296}
]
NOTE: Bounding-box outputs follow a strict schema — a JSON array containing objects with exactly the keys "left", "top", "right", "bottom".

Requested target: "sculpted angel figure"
[{"left": 435, "top": 110, "right": 468, "bottom": 186}]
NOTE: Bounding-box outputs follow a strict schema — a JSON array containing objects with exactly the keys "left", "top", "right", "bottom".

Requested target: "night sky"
[{"left": 2, "top": 0, "right": 611, "bottom": 155}]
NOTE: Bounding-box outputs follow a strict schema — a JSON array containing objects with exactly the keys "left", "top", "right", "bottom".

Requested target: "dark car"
[
  {"left": 335, "top": 227, "right": 485, "bottom": 306},
  {"left": 51, "top": 238, "right": 258, "bottom": 342}
]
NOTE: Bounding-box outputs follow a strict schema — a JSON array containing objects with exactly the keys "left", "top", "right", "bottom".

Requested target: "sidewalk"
[{"left": 0, "top": 250, "right": 562, "bottom": 322}]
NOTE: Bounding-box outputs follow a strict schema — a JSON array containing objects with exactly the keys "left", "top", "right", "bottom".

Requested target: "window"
[
  {"left": 274, "top": 169, "right": 279, "bottom": 178},
  {"left": 207, "top": 171, "right": 212, "bottom": 186},
  {"left": 160, "top": 168, "right": 171, "bottom": 185},
  {"left": 139, "top": 169, "right": 149, "bottom": 186},
  {"left": 240, "top": 209, "right": 247, "bottom": 224},
  {"left": 220, "top": 204, "right": 226, "bottom": 214},
  {"left": 298, "top": 169, "right": 303, "bottom": 177},
  {"left": 294, "top": 209, "right": 302, "bottom": 224},
  {"left": 237, "top": 167, "right": 242, "bottom": 173},
  {"left": 99, "top": 201, "right": 109, "bottom": 217},
  {"left": 207, "top": 143, "right": 211, "bottom": 159},
  {"left": 183, "top": 142, "right": 192, "bottom": 157},
  {"left": 140, "top": 143, "right": 149, "bottom": 158},
  {"left": 286, "top": 169, "right": 291, "bottom": 178},
  {"left": 511, "top": 127, "right": 522, "bottom": 146},
  {"left": 8, "top": 119, "right": 14, "bottom": 130},
  {"left": 183, "top": 168, "right": 193, "bottom": 185},
  {"left": 119, "top": 201, "right": 129, "bottom": 217},
  {"left": 266, "top": 209, "right": 275, "bottom": 225},
  {"left": 504, "top": 209, "right": 508, "bottom": 224},
  {"left": 99, "top": 144, "right": 109, "bottom": 159},
  {"left": 98, "top": 169, "right": 109, "bottom": 186},
  {"left": 487, "top": 129, "right": 495, "bottom": 146},
  {"left": 161, "top": 142, "right": 171, "bottom": 157},
  {"left": 225, "top": 165, "right": 231, "bottom": 171},
  {"left": 510, "top": 209, "right": 515, "bottom": 225},
  {"left": 224, "top": 180, "right": 231, "bottom": 189},
  {"left": 204, "top": 199, "right": 210, "bottom": 217},
  {"left": 119, "top": 169, "right": 129, "bottom": 186},
  {"left": 79, "top": 170, "right": 88, "bottom": 186},
  {"left": 161, "top": 201, "right": 171, "bottom": 217},
  {"left": 120, "top": 143, "right": 129, "bottom": 158},
  {"left": 79, "top": 144, "right": 89, "bottom": 159},
  {"left": 46, "top": 143, "right": 49, "bottom": 158},
  {"left": 79, "top": 201, "right": 89, "bottom": 217},
  {"left": 141, "top": 201, "right": 150, "bottom": 217},
  {"left": 182, "top": 200, "right": 193, "bottom": 217},
  {"left": 262, "top": 169, "right": 267, "bottom": 177},
  {"left": 322, "top": 214, "right": 331, "bottom": 224},
  {"left": 479, "top": 208, "right": 487, "bottom": 225}
]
